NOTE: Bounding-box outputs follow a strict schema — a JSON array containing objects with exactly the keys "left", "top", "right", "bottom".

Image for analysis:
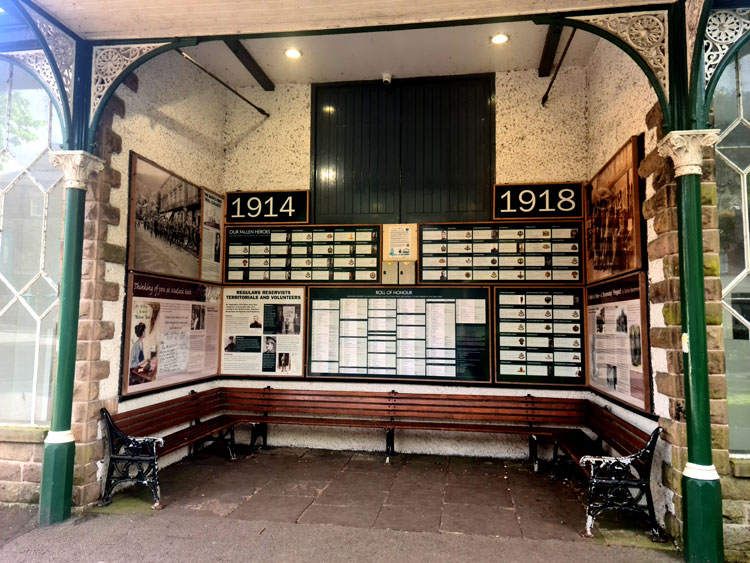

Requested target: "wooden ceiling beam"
[
  {"left": 224, "top": 38, "right": 275, "bottom": 91},
  {"left": 538, "top": 24, "right": 562, "bottom": 78}
]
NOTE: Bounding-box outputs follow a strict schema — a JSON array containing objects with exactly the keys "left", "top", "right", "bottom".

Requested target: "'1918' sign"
[
  {"left": 493, "top": 183, "right": 582, "bottom": 220},
  {"left": 225, "top": 190, "right": 309, "bottom": 224}
]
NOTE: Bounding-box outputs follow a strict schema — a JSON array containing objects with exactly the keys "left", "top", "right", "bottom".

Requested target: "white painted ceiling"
[
  {"left": 31, "top": 0, "right": 674, "bottom": 40},
  {"left": 180, "top": 22, "right": 599, "bottom": 88}
]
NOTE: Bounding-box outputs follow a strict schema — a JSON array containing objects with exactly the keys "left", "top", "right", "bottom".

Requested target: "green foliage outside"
[{"left": 0, "top": 69, "right": 46, "bottom": 171}]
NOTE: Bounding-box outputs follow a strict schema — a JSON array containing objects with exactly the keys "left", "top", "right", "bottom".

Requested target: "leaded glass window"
[{"left": 0, "top": 60, "right": 64, "bottom": 424}]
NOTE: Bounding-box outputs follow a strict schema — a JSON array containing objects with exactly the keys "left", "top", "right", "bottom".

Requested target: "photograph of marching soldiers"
[
  {"left": 585, "top": 173, "right": 637, "bottom": 283},
  {"left": 132, "top": 155, "right": 202, "bottom": 279}
]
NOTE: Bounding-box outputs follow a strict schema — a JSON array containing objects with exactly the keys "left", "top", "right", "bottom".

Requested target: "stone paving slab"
[{"left": 0, "top": 447, "right": 682, "bottom": 562}]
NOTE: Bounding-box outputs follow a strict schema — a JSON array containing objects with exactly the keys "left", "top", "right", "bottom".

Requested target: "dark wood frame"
[
  {"left": 493, "top": 285, "right": 586, "bottom": 386},
  {"left": 127, "top": 151, "right": 220, "bottom": 283},
  {"left": 222, "top": 223, "right": 382, "bottom": 285},
  {"left": 492, "top": 182, "right": 584, "bottom": 221},
  {"left": 417, "top": 220, "right": 585, "bottom": 285},
  {"left": 200, "top": 186, "right": 224, "bottom": 284},
  {"left": 224, "top": 190, "right": 310, "bottom": 225},
  {"left": 305, "top": 285, "right": 494, "bottom": 384},
  {"left": 121, "top": 272, "right": 222, "bottom": 397},
  {"left": 584, "top": 136, "right": 644, "bottom": 285},
  {"left": 218, "top": 285, "right": 307, "bottom": 379},
  {"left": 585, "top": 272, "right": 651, "bottom": 412}
]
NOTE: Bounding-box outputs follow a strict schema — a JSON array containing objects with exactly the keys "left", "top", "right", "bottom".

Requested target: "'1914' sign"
[
  {"left": 493, "top": 183, "right": 582, "bottom": 220},
  {"left": 225, "top": 190, "right": 309, "bottom": 224}
]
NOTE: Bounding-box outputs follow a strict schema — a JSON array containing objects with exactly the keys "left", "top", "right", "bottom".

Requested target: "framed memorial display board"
[
  {"left": 419, "top": 222, "right": 583, "bottom": 283},
  {"left": 493, "top": 183, "right": 583, "bottom": 220},
  {"left": 586, "top": 273, "right": 650, "bottom": 411},
  {"left": 307, "top": 286, "right": 491, "bottom": 383},
  {"left": 496, "top": 287, "right": 585, "bottom": 384},
  {"left": 201, "top": 189, "right": 224, "bottom": 283},
  {"left": 128, "top": 152, "right": 224, "bottom": 283},
  {"left": 225, "top": 190, "right": 309, "bottom": 224},
  {"left": 585, "top": 136, "right": 643, "bottom": 284},
  {"left": 122, "top": 274, "right": 222, "bottom": 395},
  {"left": 224, "top": 225, "right": 380, "bottom": 283},
  {"left": 221, "top": 287, "right": 305, "bottom": 377}
]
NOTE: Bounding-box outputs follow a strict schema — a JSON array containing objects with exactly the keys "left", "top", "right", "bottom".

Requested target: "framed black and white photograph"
[
  {"left": 129, "top": 153, "right": 203, "bottom": 280},
  {"left": 585, "top": 136, "right": 644, "bottom": 284}
]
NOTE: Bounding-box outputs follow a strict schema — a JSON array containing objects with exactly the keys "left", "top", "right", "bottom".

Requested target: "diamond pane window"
[
  {"left": 714, "top": 41, "right": 750, "bottom": 452},
  {"left": 0, "top": 60, "right": 63, "bottom": 424}
]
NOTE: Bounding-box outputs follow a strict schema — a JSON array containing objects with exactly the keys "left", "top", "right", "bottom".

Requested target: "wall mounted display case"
[
  {"left": 419, "top": 222, "right": 583, "bottom": 283},
  {"left": 224, "top": 225, "right": 380, "bottom": 283},
  {"left": 307, "top": 286, "right": 491, "bottom": 382},
  {"left": 495, "top": 287, "right": 585, "bottom": 384}
]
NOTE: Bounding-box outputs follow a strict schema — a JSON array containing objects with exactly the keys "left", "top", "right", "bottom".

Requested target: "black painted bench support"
[
  {"left": 193, "top": 425, "right": 237, "bottom": 460},
  {"left": 554, "top": 427, "right": 664, "bottom": 540},
  {"left": 100, "top": 408, "right": 238, "bottom": 508},
  {"left": 385, "top": 428, "right": 395, "bottom": 458},
  {"left": 250, "top": 422, "right": 268, "bottom": 450},
  {"left": 99, "top": 408, "right": 164, "bottom": 509}
]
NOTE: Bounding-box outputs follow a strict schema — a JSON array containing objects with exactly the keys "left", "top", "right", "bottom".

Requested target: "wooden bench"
[
  {"left": 100, "top": 384, "right": 661, "bottom": 534},
  {"left": 99, "top": 389, "right": 237, "bottom": 508},
  {"left": 553, "top": 402, "right": 664, "bottom": 539},
  {"left": 223, "top": 387, "right": 588, "bottom": 469}
]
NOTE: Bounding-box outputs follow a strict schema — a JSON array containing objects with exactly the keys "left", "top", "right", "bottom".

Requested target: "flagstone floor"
[{"left": 91, "top": 446, "right": 677, "bottom": 551}]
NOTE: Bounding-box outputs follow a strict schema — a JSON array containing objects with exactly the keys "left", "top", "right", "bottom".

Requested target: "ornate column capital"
[
  {"left": 657, "top": 129, "right": 720, "bottom": 177},
  {"left": 49, "top": 151, "right": 105, "bottom": 190}
]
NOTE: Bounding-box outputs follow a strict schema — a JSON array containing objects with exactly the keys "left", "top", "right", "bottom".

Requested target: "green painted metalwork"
[
  {"left": 4, "top": 0, "right": 74, "bottom": 144},
  {"left": 49, "top": 186, "right": 86, "bottom": 432},
  {"left": 70, "top": 42, "right": 92, "bottom": 151},
  {"left": 38, "top": 440, "right": 75, "bottom": 526},
  {"left": 533, "top": 14, "right": 672, "bottom": 132},
  {"left": 85, "top": 39, "right": 197, "bottom": 152},
  {"left": 674, "top": 3, "right": 725, "bottom": 561},
  {"left": 683, "top": 476, "right": 725, "bottom": 562},
  {"left": 704, "top": 30, "right": 750, "bottom": 126},
  {"left": 39, "top": 185, "right": 87, "bottom": 525}
]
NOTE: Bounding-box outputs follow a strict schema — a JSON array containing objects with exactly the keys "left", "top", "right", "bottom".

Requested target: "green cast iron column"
[
  {"left": 39, "top": 152, "right": 103, "bottom": 526},
  {"left": 660, "top": 131, "right": 724, "bottom": 562}
]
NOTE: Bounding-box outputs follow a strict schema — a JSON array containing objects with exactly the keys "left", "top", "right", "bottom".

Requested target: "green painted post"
[
  {"left": 679, "top": 171, "right": 724, "bottom": 562},
  {"left": 39, "top": 152, "right": 103, "bottom": 526},
  {"left": 660, "top": 132, "right": 724, "bottom": 562}
]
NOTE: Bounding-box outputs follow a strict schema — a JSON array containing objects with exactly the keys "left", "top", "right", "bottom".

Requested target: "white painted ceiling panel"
[
  {"left": 180, "top": 23, "right": 598, "bottom": 88},
  {"left": 32, "top": 0, "right": 674, "bottom": 40}
]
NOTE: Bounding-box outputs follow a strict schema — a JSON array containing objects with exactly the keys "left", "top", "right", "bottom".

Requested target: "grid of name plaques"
[
  {"left": 496, "top": 288, "right": 585, "bottom": 383},
  {"left": 419, "top": 222, "right": 583, "bottom": 283},
  {"left": 224, "top": 226, "right": 380, "bottom": 283}
]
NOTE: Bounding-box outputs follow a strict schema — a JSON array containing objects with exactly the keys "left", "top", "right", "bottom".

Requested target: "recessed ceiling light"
[
  {"left": 491, "top": 33, "right": 509, "bottom": 45},
  {"left": 285, "top": 48, "right": 302, "bottom": 59}
]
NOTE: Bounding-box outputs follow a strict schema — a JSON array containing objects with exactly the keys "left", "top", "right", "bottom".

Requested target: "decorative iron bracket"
[
  {"left": 90, "top": 43, "right": 169, "bottom": 124},
  {"left": 704, "top": 9, "right": 750, "bottom": 86},
  {"left": 570, "top": 10, "right": 669, "bottom": 101}
]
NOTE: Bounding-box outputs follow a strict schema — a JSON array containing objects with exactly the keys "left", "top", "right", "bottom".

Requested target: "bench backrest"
[
  {"left": 111, "top": 388, "right": 224, "bottom": 436},
  {"left": 585, "top": 402, "right": 653, "bottom": 457},
  {"left": 222, "top": 387, "right": 394, "bottom": 418},
  {"left": 222, "top": 387, "right": 588, "bottom": 427},
  {"left": 387, "top": 393, "right": 586, "bottom": 425}
]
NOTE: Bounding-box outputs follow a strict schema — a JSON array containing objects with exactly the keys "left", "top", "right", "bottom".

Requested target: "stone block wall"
[
  {"left": 640, "top": 102, "right": 750, "bottom": 561},
  {"left": 68, "top": 91, "right": 131, "bottom": 508},
  {"left": 0, "top": 427, "right": 46, "bottom": 504}
]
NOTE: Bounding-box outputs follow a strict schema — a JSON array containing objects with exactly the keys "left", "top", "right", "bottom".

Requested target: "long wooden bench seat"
[
  {"left": 553, "top": 402, "right": 664, "bottom": 539},
  {"left": 222, "top": 387, "right": 588, "bottom": 468}
]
